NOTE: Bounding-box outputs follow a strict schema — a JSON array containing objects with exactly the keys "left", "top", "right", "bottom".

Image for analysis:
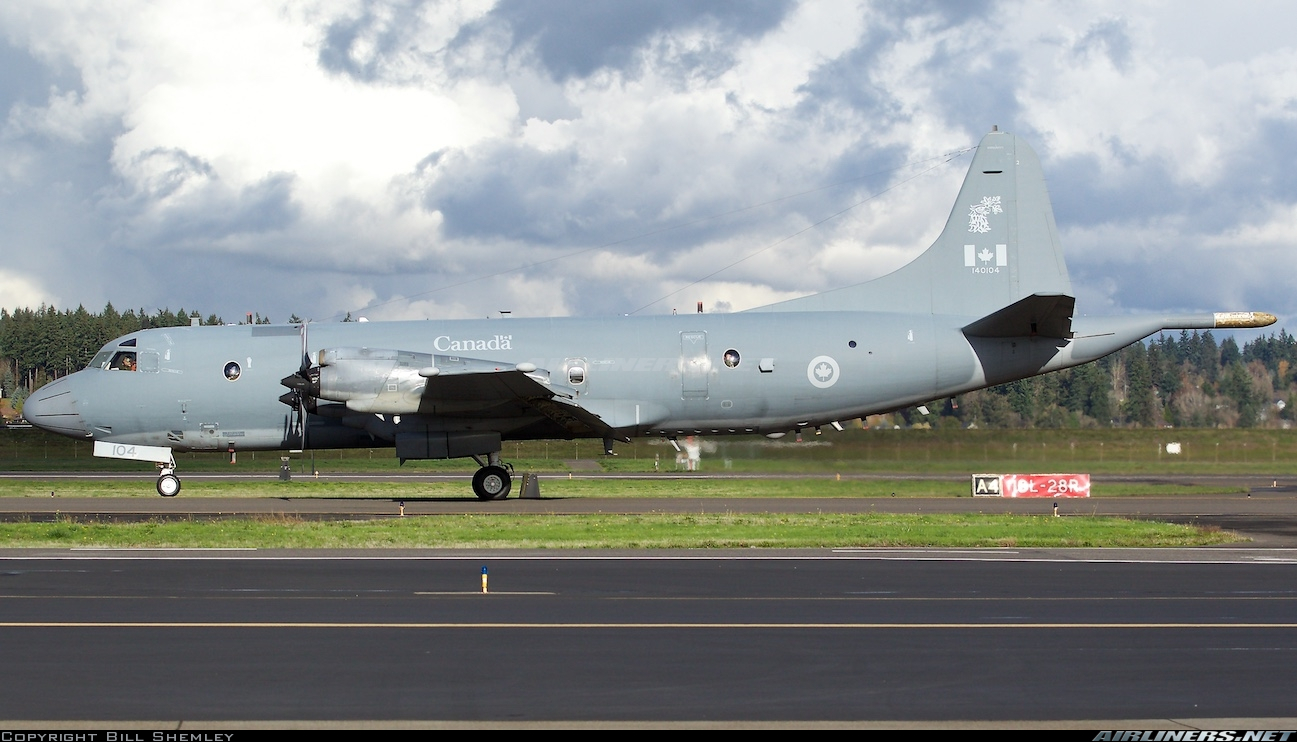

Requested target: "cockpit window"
[
  {"left": 110, "top": 351, "right": 138, "bottom": 371},
  {"left": 88, "top": 351, "right": 113, "bottom": 370},
  {"left": 120, "top": 338, "right": 137, "bottom": 347}
]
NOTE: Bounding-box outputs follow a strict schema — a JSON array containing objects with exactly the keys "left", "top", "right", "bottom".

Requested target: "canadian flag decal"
[{"left": 964, "top": 244, "right": 1007, "bottom": 267}]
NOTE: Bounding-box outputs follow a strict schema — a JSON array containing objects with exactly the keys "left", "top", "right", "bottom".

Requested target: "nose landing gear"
[{"left": 156, "top": 462, "right": 181, "bottom": 497}]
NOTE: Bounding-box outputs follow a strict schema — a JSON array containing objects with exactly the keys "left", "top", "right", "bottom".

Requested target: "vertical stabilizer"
[{"left": 748, "top": 129, "right": 1073, "bottom": 316}]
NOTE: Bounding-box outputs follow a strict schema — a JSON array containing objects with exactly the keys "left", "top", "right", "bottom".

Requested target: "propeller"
[{"left": 278, "top": 322, "right": 318, "bottom": 450}]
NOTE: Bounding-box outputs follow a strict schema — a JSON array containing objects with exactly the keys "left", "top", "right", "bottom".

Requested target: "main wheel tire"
[
  {"left": 156, "top": 474, "right": 181, "bottom": 497},
  {"left": 472, "top": 466, "right": 512, "bottom": 500}
]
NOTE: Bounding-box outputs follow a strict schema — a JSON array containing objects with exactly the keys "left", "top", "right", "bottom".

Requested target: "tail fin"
[{"left": 748, "top": 128, "right": 1073, "bottom": 316}]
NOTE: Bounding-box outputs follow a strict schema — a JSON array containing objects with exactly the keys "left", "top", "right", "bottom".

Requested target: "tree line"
[
  {"left": 0, "top": 304, "right": 299, "bottom": 411},
  {"left": 2, "top": 304, "right": 1294, "bottom": 428},
  {"left": 907, "top": 330, "right": 1297, "bottom": 429}
]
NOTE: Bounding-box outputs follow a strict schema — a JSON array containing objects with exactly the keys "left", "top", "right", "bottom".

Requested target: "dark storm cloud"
[
  {"left": 1239, "top": 116, "right": 1297, "bottom": 205},
  {"left": 421, "top": 133, "right": 911, "bottom": 261},
  {"left": 1046, "top": 114, "right": 1297, "bottom": 237},
  {"left": 316, "top": 0, "right": 428, "bottom": 81},
  {"left": 0, "top": 39, "right": 81, "bottom": 108},
  {"left": 794, "top": 23, "right": 900, "bottom": 120},
  {"left": 1046, "top": 150, "right": 1194, "bottom": 226},
  {"left": 317, "top": 0, "right": 795, "bottom": 84},
  {"left": 467, "top": 0, "right": 795, "bottom": 80},
  {"left": 98, "top": 148, "right": 300, "bottom": 248},
  {"left": 927, "top": 47, "right": 1022, "bottom": 140},
  {"left": 1072, "top": 17, "right": 1133, "bottom": 72},
  {"left": 420, "top": 145, "right": 585, "bottom": 242},
  {"left": 875, "top": 0, "right": 997, "bottom": 28}
]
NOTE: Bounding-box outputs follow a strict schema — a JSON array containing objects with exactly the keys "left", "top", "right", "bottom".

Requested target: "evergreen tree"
[
  {"left": 1221, "top": 360, "right": 1258, "bottom": 427},
  {"left": 1122, "top": 344, "right": 1156, "bottom": 426}
]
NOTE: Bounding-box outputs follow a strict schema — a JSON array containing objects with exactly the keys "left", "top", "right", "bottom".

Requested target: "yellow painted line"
[
  {"left": 6, "top": 594, "right": 1293, "bottom": 602},
  {"left": 1, "top": 622, "right": 1296, "bottom": 629}
]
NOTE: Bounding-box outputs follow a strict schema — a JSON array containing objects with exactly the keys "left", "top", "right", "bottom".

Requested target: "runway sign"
[{"left": 972, "top": 473, "right": 1090, "bottom": 497}]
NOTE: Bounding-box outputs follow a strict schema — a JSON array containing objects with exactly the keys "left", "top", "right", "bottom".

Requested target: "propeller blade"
[
  {"left": 299, "top": 394, "right": 308, "bottom": 450},
  {"left": 300, "top": 321, "right": 310, "bottom": 372},
  {"left": 298, "top": 321, "right": 309, "bottom": 449},
  {"left": 280, "top": 372, "right": 310, "bottom": 391}
]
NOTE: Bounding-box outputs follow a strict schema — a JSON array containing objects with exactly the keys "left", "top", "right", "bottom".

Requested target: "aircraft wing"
[
  {"left": 313, "top": 348, "right": 627, "bottom": 441},
  {"left": 418, "top": 365, "right": 626, "bottom": 441}
]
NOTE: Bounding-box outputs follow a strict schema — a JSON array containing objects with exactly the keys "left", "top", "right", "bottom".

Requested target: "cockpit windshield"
[{"left": 87, "top": 344, "right": 140, "bottom": 371}]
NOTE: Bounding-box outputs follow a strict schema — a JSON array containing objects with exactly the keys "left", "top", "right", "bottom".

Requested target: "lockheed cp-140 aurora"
[{"left": 23, "top": 128, "right": 1275, "bottom": 498}]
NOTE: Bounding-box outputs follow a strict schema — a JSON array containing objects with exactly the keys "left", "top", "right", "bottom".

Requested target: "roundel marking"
[{"left": 806, "top": 355, "right": 839, "bottom": 389}]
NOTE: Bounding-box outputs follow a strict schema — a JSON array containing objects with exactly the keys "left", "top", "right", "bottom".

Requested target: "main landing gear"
[
  {"left": 156, "top": 462, "right": 181, "bottom": 497},
  {"left": 470, "top": 453, "right": 512, "bottom": 500}
]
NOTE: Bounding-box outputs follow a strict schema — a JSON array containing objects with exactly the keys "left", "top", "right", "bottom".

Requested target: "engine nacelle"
[{"left": 314, "top": 347, "right": 434, "bottom": 414}]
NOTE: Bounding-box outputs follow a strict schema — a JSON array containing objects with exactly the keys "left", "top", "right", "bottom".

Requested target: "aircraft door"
[{"left": 681, "top": 331, "right": 709, "bottom": 399}]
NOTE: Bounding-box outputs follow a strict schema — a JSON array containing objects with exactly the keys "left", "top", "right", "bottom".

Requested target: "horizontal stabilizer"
[{"left": 963, "top": 294, "right": 1075, "bottom": 339}]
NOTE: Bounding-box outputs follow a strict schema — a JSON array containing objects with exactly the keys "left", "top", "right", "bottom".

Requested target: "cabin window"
[
  {"left": 723, "top": 349, "right": 740, "bottom": 368},
  {"left": 567, "top": 365, "right": 585, "bottom": 385}
]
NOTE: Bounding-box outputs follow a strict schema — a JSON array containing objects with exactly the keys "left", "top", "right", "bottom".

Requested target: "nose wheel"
[
  {"left": 472, "top": 465, "right": 512, "bottom": 500},
  {"left": 156, "top": 466, "right": 181, "bottom": 497}
]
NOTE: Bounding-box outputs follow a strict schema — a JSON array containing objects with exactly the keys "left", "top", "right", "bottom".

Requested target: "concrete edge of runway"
[{"left": 1, "top": 545, "right": 1295, "bottom": 563}]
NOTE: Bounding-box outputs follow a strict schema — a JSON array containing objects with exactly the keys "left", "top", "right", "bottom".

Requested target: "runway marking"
[{"left": 3, "top": 621, "right": 1297, "bottom": 629}]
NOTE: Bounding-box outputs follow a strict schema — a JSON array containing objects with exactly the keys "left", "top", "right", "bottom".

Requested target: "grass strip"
[
  {"left": 0, "top": 513, "right": 1236, "bottom": 549},
  {"left": 0, "top": 478, "right": 1247, "bottom": 499}
]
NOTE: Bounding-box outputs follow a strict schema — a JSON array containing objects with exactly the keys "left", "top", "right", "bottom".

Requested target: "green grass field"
[
  {"left": 0, "top": 477, "right": 1247, "bottom": 499},
  {"left": 0, "top": 513, "right": 1235, "bottom": 549},
  {"left": 3, "top": 426, "right": 1296, "bottom": 475},
  {"left": 0, "top": 426, "right": 1267, "bottom": 548}
]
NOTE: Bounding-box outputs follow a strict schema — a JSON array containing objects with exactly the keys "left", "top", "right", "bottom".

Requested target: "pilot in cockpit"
[{"left": 112, "top": 352, "right": 137, "bottom": 371}]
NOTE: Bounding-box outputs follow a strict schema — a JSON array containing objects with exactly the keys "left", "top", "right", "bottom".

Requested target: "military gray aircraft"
[{"left": 23, "top": 128, "right": 1275, "bottom": 498}]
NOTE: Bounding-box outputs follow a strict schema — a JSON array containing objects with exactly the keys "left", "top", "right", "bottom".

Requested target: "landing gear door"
[{"left": 681, "top": 331, "right": 709, "bottom": 399}]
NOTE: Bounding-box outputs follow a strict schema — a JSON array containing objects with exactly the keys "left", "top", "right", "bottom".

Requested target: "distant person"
[{"left": 120, "top": 355, "right": 135, "bottom": 371}]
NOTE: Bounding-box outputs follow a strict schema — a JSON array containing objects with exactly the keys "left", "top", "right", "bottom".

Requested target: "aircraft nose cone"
[{"left": 23, "top": 378, "right": 88, "bottom": 437}]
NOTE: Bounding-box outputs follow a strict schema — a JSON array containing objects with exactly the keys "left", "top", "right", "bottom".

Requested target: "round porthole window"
[
  {"left": 723, "top": 349, "right": 740, "bottom": 368},
  {"left": 224, "top": 361, "right": 242, "bottom": 381}
]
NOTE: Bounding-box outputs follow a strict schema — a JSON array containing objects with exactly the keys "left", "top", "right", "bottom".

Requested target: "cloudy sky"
[{"left": 3, "top": 0, "right": 1296, "bottom": 333}]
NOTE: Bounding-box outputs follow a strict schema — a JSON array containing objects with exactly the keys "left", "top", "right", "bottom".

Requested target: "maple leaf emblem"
[
  {"left": 977, "top": 248, "right": 994, "bottom": 263},
  {"left": 814, "top": 362, "right": 833, "bottom": 380}
]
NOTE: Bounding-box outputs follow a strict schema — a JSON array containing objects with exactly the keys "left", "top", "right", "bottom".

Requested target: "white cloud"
[
  {"left": 1, "top": 0, "right": 1297, "bottom": 328},
  {"left": 0, "top": 270, "right": 57, "bottom": 310}
]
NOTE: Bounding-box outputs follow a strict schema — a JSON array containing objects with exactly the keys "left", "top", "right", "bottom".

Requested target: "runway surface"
[
  {"left": 2, "top": 551, "right": 1297, "bottom": 727},
  {"left": 2, "top": 472, "right": 1297, "bottom": 727}
]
